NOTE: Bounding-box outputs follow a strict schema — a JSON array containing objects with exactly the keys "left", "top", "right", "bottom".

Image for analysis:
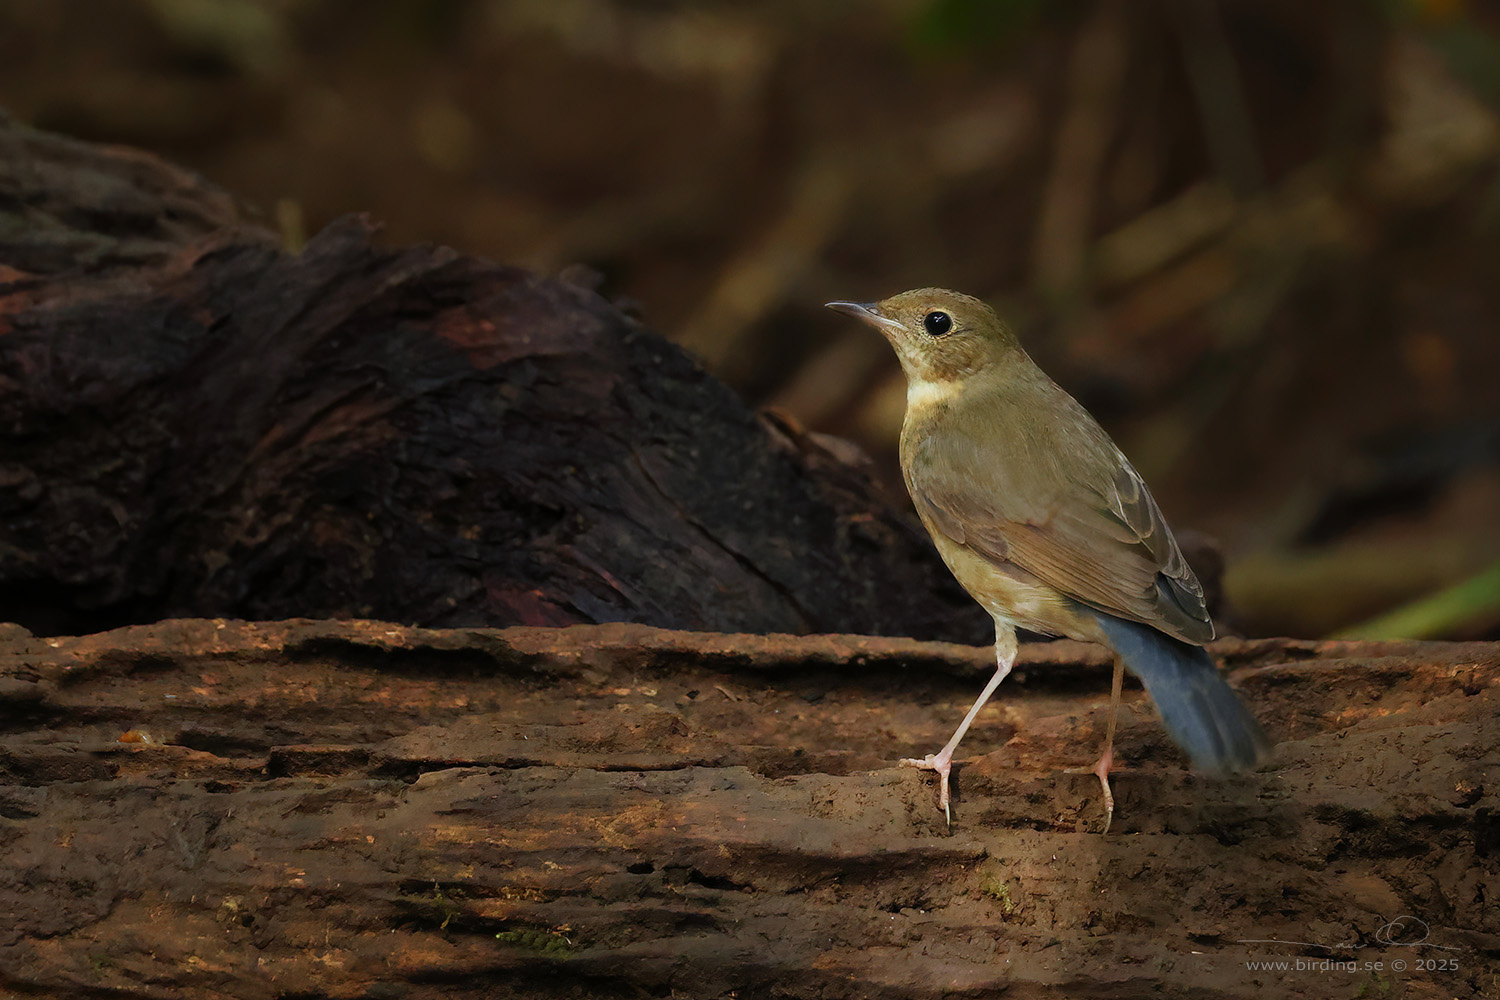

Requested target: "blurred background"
[{"left": 4, "top": 0, "right": 1499, "bottom": 640}]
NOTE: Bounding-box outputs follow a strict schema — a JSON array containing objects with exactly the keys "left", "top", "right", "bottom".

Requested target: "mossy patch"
[
  {"left": 495, "top": 927, "right": 574, "bottom": 955},
  {"left": 979, "top": 870, "right": 1016, "bottom": 915}
]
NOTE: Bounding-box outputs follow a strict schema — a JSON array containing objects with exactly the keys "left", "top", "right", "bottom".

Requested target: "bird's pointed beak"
[{"left": 825, "top": 300, "right": 904, "bottom": 335}]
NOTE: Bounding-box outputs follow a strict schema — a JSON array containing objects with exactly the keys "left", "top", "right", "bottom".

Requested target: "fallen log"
[
  {"left": 0, "top": 110, "right": 982, "bottom": 641},
  {"left": 0, "top": 619, "right": 1494, "bottom": 998}
]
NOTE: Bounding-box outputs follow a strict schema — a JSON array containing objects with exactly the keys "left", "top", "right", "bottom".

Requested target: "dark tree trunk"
[{"left": 0, "top": 111, "right": 983, "bottom": 641}]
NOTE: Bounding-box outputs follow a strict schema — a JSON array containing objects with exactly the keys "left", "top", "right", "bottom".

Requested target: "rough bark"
[
  {"left": 0, "top": 619, "right": 1494, "bottom": 999},
  {"left": 0, "top": 111, "right": 983, "bottom": 641}
]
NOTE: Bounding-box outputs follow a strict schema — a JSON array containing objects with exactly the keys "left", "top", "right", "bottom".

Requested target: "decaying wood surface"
[
  {"left": 0, "top": 111, "right": 983, "bottom": 642},
  {"left": 0, "top": 619, "right": 1495, "bottom": 999}
]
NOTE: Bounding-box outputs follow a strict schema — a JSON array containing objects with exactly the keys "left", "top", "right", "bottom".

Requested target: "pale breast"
[{"left": 922, "top": 517, "right": 1102, "bottom": 642}]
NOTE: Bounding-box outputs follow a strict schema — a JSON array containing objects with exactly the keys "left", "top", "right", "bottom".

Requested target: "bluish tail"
[{"left": 1091, "top": 612, "right": 1270, "bottom": 774}]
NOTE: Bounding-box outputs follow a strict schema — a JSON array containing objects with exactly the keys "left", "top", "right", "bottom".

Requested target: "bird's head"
[{"left": 826, "top": 288, "right": 1019, "bottom": 396}]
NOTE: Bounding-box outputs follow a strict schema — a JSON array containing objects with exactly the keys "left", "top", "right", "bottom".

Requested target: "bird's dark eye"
[{"left": 923, "top": 310, "right": 953, "bottom": 337}]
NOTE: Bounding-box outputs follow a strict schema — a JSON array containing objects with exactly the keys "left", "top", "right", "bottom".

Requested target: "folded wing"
[{"left": 906, "top": 380, "right": 1213, "bottom": 644}]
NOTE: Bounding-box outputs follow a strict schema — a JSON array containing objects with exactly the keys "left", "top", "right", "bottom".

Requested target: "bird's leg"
[
  {"left": 902, "top": 628, "right": 1017, "bottom": 826},
  {"left": 1068, "top": 654, "right": 1126, "bottom": 833}
]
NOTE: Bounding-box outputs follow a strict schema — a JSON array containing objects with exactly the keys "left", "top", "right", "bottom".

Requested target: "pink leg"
[
  {"left": 902, "top": 628, "right": 1017, "bottom": 826},
  {"left": 1069, "top": 654, "right": 1125, "bottom": 833}
]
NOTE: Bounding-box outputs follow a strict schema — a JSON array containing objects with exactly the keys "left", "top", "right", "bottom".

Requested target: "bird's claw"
[
  {"left": 1066, "top": 747, "right": 1115, "bottom": 834},
  {"left": 901, "top": 752, "right": 954, "bottom": 828}
]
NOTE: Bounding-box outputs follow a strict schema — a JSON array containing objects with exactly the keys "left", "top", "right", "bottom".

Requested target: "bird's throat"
[{"left": 905, "top": 377, "right": 963, "bottom": 413}]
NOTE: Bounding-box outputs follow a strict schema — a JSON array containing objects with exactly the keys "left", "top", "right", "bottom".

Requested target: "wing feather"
[{"left": 904, "top": 374, "right": 1213, "bottom": 644}]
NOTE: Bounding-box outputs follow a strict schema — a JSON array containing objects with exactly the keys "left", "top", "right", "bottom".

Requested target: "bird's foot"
[
  {"left": 900, "top": 751, "right": 954, "bottom": 827},
  {"left": 1066, "top": 747, "right": 1115, "bottom": 834}
]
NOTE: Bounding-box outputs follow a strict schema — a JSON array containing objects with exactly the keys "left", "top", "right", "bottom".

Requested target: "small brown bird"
[{"left": 828, "top": 289, "right": 1268, "bottom": 830}]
